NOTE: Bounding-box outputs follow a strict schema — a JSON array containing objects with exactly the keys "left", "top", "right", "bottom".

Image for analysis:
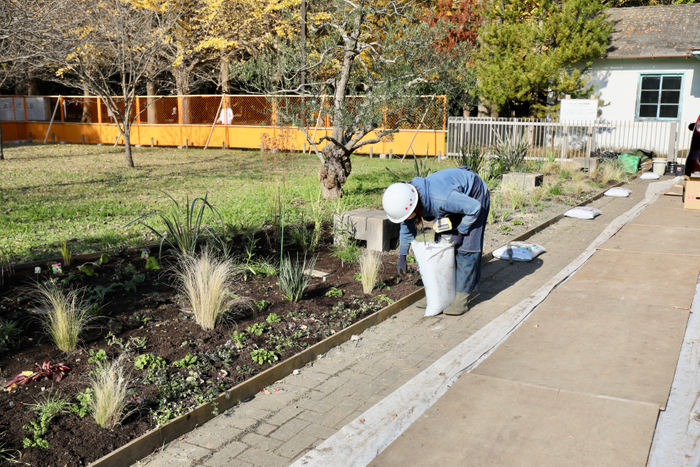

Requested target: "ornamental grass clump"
[
  {"left": 279, "top": 253, "right": 318, "bottom": 302},
  {"left": 359, "top": 250, "right": 382, "bottom": 294},
  {"left": 90, "top": 356, "right": 130, "bottom": 429},
  {"left": 36, "top": 282, "right": 92, "bottom": 352},
  {"left": 175, "top": 249, "right": 235, "bottom": 331}
]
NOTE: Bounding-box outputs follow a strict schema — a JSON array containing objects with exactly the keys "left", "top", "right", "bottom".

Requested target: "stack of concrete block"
[
  {"left": 502, "top": 172, "right": 544, "bottom": 191},
  {"left": 333, "top": 209, "right": 400, "bottom": 252}
]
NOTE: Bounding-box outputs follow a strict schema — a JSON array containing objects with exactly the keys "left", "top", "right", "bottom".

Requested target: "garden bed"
[{"left": 0, "top": 236, "right": 420, "bottom": 466}]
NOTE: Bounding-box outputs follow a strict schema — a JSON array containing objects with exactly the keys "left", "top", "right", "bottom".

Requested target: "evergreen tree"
[{"left": 474, "top": 0, "right": 612, "bottom": 117}]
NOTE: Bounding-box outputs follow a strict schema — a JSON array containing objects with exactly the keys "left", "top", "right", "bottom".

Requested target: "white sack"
[
  {"left": 493, "top": 241, "right": 546, "bottom": 262},
  {"left": 564, "top": 206, "right": 602, "bottom": 220},
  {"left": 411, "top": 239, "right": 455, "bottom": 316},
  {"left": 604, "top": 187, "right": 632, "bottom": 197},
  {"left": 640, "top": 172, "right": 660, "bottom": 180}
]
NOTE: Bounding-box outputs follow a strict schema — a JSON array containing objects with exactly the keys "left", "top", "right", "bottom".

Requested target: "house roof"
[{"left": 605, "top": 4, "right": 700, "bottom": 59}]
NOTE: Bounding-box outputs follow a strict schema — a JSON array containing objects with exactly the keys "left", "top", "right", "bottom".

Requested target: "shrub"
[
  {"left": 456, "top": 143, "right": 487, "bottom": 173},
  {"left": 600, "top": 159, "right": 629, "bottom": 184},
  {"left": 36, "top": 282, "right": 92, "bottom": 352},
  {"left": 90, "top": 356, "right": 130, "bottom": 429},
  {"left": 499, "top": 179, "right": 528, "bottom": 213},
  {"left": 129, "top": 192, "right": 227, "bottom": 257},
  {"left": 359, "top": 250, "right": 382, "bottom": 294},
  {"left": 279, "top": 253, "right": 318, "bottom": 302},
  {"left": 494, "top": 130, "right": 528, "bottom": 172},
  {"left": 175, "top": 249, "right": 235, "bottom": 331},
  {"left": 59, "top": 241, "right": 72, "bottom": 267},
  {"left": 0, "top": 319, "right": 20, "bottom": 352}
]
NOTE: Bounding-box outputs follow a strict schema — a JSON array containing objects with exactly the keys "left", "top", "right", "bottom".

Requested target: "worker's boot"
[
  {"left": 443, "top": 292, "right": 470, "bottom": 316},
  {"left": 414, "top": 297, "right": 427, "bottom": 309}
]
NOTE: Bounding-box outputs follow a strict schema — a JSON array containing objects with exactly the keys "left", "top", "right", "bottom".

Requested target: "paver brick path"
[{"left": 136, "top": 178, "right": 653, "bottom": 467}]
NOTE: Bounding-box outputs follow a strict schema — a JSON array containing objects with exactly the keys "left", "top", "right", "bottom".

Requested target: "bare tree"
[
  {"left": 23, "top": 0, "right": 185, "bottom": 167},
  {"left": 0, "top": 0, "right": 57, "bottom": 159},
  {"left": 237, "top": 0, "right": 474, "bottom": 199}
]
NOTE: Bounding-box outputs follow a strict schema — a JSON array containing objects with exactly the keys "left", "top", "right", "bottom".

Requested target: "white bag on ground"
[
  {"left": 640, "top": 172, "right": 660, "bottom": 180},
  {"left": 411, "top": 239, "right": 455, "bottom": 317},
  {"left": 604, "top": 187, "right": 632, "bottom": 197},
  {"left": 564, "top": 206, "right": 602, "bottom": 220},
  {"left": 493, "top": 241, "right": 546, "bottom": 262}
]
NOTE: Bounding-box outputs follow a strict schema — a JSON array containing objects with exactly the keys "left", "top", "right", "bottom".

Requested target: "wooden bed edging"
[{"left": 88, "top": 288, "right": 426, "bottom": 467}]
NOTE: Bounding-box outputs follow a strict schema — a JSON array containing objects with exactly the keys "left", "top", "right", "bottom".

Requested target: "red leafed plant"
[{"left": 5, "top": 361, "right": 70, "bottom": 389}]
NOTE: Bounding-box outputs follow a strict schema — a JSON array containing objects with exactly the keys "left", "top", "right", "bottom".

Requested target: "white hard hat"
[{"left": 382, "top": 183, "right": 419, "bottom": 223}]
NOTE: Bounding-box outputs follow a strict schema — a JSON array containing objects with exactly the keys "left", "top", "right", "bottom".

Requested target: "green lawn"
[{"left": 0, "top": 144, "right": 424, "bottom": 262}]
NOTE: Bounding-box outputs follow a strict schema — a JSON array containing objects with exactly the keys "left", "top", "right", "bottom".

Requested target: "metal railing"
[{"left": 447, "top": 117, "right": 694, "bottom": 161}]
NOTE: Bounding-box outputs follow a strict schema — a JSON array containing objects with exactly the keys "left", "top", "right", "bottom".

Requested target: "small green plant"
[
  {"left": 279, "top": 253, "right": 318, "bottom": 302},
  {"left": 546, "top": 182, "right": 563, "bottom": 197},
  {"left": 23, "top": 391, "right": 72, "bottom": 449},
  {"left": 332, "top": 239, "right": 362, "bottom": 266},
  {"left": 499, "top": 225, "right": 513, "bottom": 233},
  {"left": 0, "top": 247, "right": 14, "bottom": 287},
  {"left": 255, "top": 300, "right": 270, "bottom": 312},
  {"left": 266, "top": 313, "right": 281, "bottom": 323},
  {"left": 251, "top": 349, "right": 278, "bottom": 365},
  {"left": 247, "top": 323, "right": 268, "bottom": 336},
  {"left": 0, "top": 319, "right": 21, "bottom": 352},
  {"left": 359, "top": 249, "right": 382, "bottom": 294},
  {"left": 172, "top": 353, "right": 198, "bottom": 369},
  {"left": 90, "top": 356, "right": 130, "bottom": 429},
  {"left": 70, "top": 388, "right": 94, "bottom": 418},
  {"left": 134, "top": 353, "right": 167, "bottom": 371},
  {"left": 59, "top": 241, "right": 72, "bottom": 267},
  {"left": 512, "top": 220, "right": 523, "bottom": 226},
  {"left": 128, "top": 192, "right": 228, "bottom": 257},
  {"left": 325, "top": 287, "right": 343, "bottom": 298},
  {"left": 175, "top": 249, "right": 235, "bottom": 331},
  {"left": 231, "top": 331, "right": 247, "bottom": 347},
  {"left": 35, "top": 282, "right": 92, "bottom": 352},
  {"left": 88, "top": 348, "right": 108, "bottom": 375},
  {"left": 559, "top": 170, "right": 571, "bottom": 180}
]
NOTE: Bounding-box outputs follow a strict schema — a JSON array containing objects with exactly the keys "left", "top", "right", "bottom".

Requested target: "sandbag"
[
  {"left": 640, "top": 172, "right": 660, "bottom": 180},
  {"left": 604, "top": 187, "right": 632, "bottom": 197},
  {"left": 493, "top": 241, "right": 546, "bottom": 262},
  {"left": 411, "top": 238, "right": 455, "bottom": 316},
  {"left": 564, "top": 206, "right": 602, "bottom": 220}
]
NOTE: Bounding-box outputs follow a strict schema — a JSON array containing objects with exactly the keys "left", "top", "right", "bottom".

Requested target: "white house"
[{"left": 586, "top": 4, "right": 700, "bottom": 156}]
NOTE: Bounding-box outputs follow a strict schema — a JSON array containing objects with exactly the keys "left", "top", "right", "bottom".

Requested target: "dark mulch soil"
[{"left": 0, "top": 234, "right": 420, "bottom": 466}]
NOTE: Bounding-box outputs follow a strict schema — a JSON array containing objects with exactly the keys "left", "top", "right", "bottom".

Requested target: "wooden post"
[
  {"left": 43, "top": 96, "right": 61, "bottom": 144},
  {"left": 97, "top": 97, "right": 102, "bottom": 124},
  {"left": 560, "top": 95, "right": 571, "bottom": 160},
  {"left": 204, "top": 94, "right": 224, "bottom": 150}
]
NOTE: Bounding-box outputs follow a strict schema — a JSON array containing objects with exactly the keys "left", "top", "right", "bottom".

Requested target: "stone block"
[
  {"left": 333, "top": 209, "right": 400, "bottom": 252},
  {"left": 501, "top": 172, "right": 543, "bottom": 191}
]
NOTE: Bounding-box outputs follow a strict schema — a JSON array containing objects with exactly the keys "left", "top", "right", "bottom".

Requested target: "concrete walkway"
[{"left": 136, "top": 176, "right": 696, "bottom": 467}]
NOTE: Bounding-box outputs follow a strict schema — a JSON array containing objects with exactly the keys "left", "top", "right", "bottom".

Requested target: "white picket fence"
[{"left": 446, "top": 117, "right": 695, "bottom": 161}]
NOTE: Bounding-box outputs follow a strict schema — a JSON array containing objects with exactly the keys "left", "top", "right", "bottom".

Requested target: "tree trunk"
[
  {"left": 81, "top": 86, "right": 93, "bottom": 123},
  {"left": 147, "top": 80, "right": 157, "bottom": 125},
  {"left": 124, "top": 129, "right": 133, "bottom": 168},
  {"left": 219, "top": 58, "right": 230, "bottom": 94},
  {"left": 174, "top": 68, "right": 191, "bottom": 124},
  {"left": 318, "top": 144, "right": 352, "bottom": 200}
]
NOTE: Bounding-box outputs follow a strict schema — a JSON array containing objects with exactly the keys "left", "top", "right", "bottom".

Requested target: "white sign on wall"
[{"left": 560, "top": 99, "right": 598, "bottom": 123}]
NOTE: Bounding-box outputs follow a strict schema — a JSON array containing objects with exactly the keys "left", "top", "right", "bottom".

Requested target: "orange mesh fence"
[{"left": 1, "top": 94, "right": 445, "bottom": 130}]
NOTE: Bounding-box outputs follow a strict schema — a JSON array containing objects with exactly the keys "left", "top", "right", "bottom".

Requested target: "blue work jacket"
[{"left": 398, "top": 168, "right": 487, "bottom": 255}]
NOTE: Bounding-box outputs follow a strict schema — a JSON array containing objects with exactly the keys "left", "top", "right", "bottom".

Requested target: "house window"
[{"left": 637, "top": 74, "right": 683, "bottom": 120}]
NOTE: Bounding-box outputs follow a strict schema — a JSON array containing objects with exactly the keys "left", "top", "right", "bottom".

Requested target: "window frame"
[{"left": 635, "top": 73, "right": 684, "bottom": 121}]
